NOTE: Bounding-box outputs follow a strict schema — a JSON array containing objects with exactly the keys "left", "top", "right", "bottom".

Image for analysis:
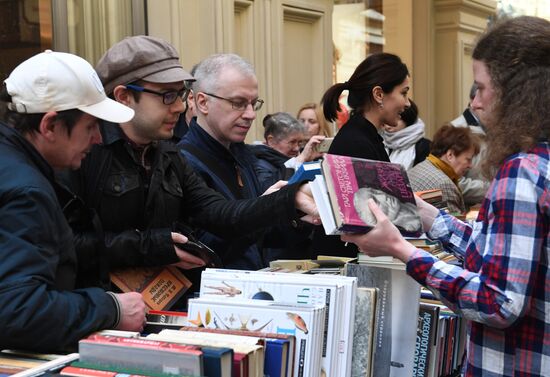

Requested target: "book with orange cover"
[{"left": 110, "top": 266, "right": 192, "bottom": 310}]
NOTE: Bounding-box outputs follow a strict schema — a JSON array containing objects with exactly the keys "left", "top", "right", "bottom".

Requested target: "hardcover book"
[
  {"left": 186, "top": 297, "right": 326, "bottom": 377},
  {"left": 178, "top": 325, "right": 295, "bottom": 377},
  {"left": 351, "top": 287, "right": 378, "bottom": 377},
  {"left": 287, "top": 161, "right": 321, "bottom": 185},
  {"left": 345, "top": 262, "right": 420, "bottom": 377},
  {"left": 78, "top": 334, "right": 203, "bottom": 377},
  {"left": 313, "top": 154, "right": 422, "bottom": 235},
  {"left": 146, "top": 328, "right": 266, "bottom": 377},
  {"left": 110, "top": 266, "right": 192, "bottom": 311},
  {"left": 199, "top": 268, "right": 357, "bottom": 377}
]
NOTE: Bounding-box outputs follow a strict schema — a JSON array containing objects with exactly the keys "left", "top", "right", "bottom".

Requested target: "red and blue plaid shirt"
[{"left": 407, "top": 143, "right": 549, "bottom": 377}]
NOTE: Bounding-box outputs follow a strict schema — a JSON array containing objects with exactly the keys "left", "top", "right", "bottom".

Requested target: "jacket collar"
[
  {"left": 185, "top": 119, "right": 240, "bottom": 163},
  {"left": 0, "top": 121, "right": 56, "bottom": 182}
]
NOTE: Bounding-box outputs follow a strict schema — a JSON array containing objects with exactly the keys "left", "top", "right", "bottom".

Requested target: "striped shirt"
[{"left": 407, "top": 143, "right": 550, "bottom": 376}]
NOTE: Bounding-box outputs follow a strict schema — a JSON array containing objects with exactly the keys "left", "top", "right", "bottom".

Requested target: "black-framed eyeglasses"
[
  {"left": 202, "top": 92, "right": 264, "bottom": 111},
  {"left": 125, "top": 84, "right": 190, "bottom": 105}
]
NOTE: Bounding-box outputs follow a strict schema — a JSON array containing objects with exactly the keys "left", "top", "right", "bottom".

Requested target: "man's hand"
[
  {"left": 262, "top": 180, "right": 288, "bottom": 196},
  {"left": 113, "top": 292, "right": 147, "bottom": 332},
  {"left": 296, "top": 135, "right": 325, "bottom": 164},
  {"left": 295, "top": 183, "right": 320, "bottom": 225},
  {"left": 340, "top": 199, "right": 415, "bottom": 263},
  {"left": 171, "top": 232, "right": 206, "bottom": 269},
  {"left": 414, "top": 194, "right": 439, "bottom": 232}
]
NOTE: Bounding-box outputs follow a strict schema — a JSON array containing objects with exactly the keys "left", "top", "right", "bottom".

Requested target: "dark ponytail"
[{"left": 321, "top": 53, "right": 408, "bottom": 122}]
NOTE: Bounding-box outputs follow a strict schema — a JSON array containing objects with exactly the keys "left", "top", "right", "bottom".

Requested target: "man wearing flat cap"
[{"left": 65, "top": 36, "right": 318, "bottom": 305}]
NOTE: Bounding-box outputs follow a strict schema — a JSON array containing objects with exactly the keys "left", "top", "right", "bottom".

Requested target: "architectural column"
[{"left": 433, "top": 0, "right": 496, "bottom": 130}]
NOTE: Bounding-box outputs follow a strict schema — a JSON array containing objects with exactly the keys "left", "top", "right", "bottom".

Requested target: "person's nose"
[
  {"left": 242, "top": 103, "right": 257, "bottom": 120},
  {"left": 170, "top": 96, "right": 186, "bottom": 114}
]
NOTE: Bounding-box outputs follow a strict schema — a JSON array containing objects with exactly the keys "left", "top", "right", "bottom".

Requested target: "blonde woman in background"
[{"left": 297, "top": 102, "right": 333, "bottom": 139}]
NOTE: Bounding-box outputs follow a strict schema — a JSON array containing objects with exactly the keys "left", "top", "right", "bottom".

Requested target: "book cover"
[
  {"left": 412, "top": 303, "right": 439, "bottom": 377},
  {"left": 201, "top": 346, "right": 234, "bottom": 377},
  {"left": 145, "top": 310, "right": 188, "bottom": 332},
  {"left": 186, "top": 297, "right": 326, "bottom": 377},
  {"left": 178, "top": 326, "right": 295, "bottom": 377},
  {"left": 264, "top": 339, "right": 290, "bottom": 377},
  {"left": 110, "top": 266, "right": 192, "bottom": 311},
  {"left": 345, "top": 263, "right": 420, "bottom": 377},
  {"left": 79, "top": 335, "right": 203, "bottom": 377},
  {"left": 351, "top": 287, "right": 377, "bottom": 377},
  {"left": 287, "top": 161, "right": 321, "bottom": 185},
  {"left": 146, "top": 329, "right": 264, "bottom": 377},
  {"left": 320, "top": 154, "right": 422, "bottom": 235},
  {"left": 199, "top": 268, "right": 356, "bottom": 377}
]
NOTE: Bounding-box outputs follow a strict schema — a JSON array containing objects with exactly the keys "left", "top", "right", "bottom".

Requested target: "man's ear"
[
  {"left": 38, "top": 112, "right": 59, "bottom": 142},
  {"left": 113, "top": 85, "right": 133, "bottom": 106},
  {"left": 194, "top": 91, "right": 209, "bottom": 115}
]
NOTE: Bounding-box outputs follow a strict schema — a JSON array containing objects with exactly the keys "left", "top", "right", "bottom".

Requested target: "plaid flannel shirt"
[{"left": 407, "top": 143, "right": 550, "bottom": 377}]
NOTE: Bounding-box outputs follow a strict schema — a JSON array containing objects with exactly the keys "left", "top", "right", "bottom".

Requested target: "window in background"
[{"left": 0, "top": 0, "right": 52, "bottom": 82}]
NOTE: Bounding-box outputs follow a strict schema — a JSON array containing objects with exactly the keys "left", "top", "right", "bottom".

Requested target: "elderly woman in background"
[
  {"left": 248, "top": 112, "right": 324, "bottom": 183},
  {"left": 297, "top": 102, "right": 334, "bottom": 139},
  {"left": 382, "top": 99, "right": 431, "bottom": 170},
  {"left": 408, "top": 124, "right": 480, "bottom": 214}
]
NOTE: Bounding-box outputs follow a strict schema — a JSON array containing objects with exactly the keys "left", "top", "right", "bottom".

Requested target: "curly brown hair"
[{"left": 473, "top": 16, "right": 550, "bottom": 178}]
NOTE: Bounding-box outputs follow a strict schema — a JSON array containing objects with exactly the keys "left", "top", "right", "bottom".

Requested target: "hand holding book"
[{"left": 341, "top": 198, "right": 416, "bottom": 263}]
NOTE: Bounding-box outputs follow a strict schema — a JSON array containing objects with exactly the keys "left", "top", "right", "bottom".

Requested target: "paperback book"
[
  {"left": 110, "top": 266, "right": 192, "bottom": 311},
  {"left": 311, "top": 154, "right": 422, "bottom": 235}
]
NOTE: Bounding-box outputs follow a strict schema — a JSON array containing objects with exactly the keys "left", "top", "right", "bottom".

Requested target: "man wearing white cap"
[{"left": 0, "top": 50, "right": 147, "bottom": 352}]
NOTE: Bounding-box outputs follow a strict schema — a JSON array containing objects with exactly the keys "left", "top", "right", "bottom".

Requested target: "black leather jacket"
[
  {"left": 0, "top": 122, "right": 117, "bottom": 352},
  {"left": 67, "top": 122, "right": 301, "bottom": 288}
]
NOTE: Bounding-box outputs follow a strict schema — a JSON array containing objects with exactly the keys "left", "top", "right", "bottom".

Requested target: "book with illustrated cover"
[
  {"left": 199, "top": 268, "right": 357, "bottom": 377},
  {"left": 186, "top": 296, "right": 326, "bottom": 377},
  {"left": 110, "top": 266, "right": 192, "bottom": 311},
  {"left": 345, "top": 262, "right": 420, "bottom": 377},
  {"left": 312, "top": 154, "right": 422, "bottom": 235}
]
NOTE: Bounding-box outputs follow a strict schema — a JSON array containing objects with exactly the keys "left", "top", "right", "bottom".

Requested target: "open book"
[{"left": 310, "top": 154, "right": 422, "bottom": 236}]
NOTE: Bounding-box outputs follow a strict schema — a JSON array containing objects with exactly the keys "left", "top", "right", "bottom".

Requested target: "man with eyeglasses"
[
  {"left": 63, "top": 37, "right": 318, "bottom": 303},
  {"left": 179, "top": 53, "right": 312, "bottom": 269}
]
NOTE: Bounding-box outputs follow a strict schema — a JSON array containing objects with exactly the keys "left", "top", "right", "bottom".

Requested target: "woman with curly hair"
[{"left": 342, "top": 16, "right": 550, "bottom": 377}]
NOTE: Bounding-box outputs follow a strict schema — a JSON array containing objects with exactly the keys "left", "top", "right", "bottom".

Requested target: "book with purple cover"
[{"left": 316, "top": 154, "right": 422, "bottom": 235}]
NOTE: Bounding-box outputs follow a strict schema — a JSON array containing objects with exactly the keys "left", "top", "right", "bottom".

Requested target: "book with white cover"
[
  {"left": 199, "top": 268, "right": 356, "bottom": 377},
  {"left": 187, "top": 296, "right": 326, "bottom": 377}
]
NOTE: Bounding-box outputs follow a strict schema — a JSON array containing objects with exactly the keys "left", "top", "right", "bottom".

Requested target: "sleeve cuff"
[{"left": 106, "top": 291, "right": 121, "bottom": 329}]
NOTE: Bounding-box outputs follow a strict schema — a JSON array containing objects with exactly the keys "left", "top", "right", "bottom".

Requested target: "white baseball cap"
[{"left": 4, "top": 50, "right": 134, "bottom": 123}]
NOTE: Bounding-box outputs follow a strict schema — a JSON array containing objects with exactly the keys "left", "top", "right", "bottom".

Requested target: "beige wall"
[
  {"left": 51, "top": 0, "right": 496, "bottom": 141},
  {"left": 147, "top": 0, "right": 333, "bottom": 143},
  {"left": 433, "top": 0, "right": 496, "bottom": 134}
]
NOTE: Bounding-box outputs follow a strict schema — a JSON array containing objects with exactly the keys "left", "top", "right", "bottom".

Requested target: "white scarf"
[{"left": 382, "top": 118, "right": 426, "bottom": 170}]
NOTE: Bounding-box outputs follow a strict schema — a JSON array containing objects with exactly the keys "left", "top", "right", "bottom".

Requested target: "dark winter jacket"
[
  {"left": 0, "top": 122, "right": 118, "bottom": 352},
  {"left": 247, "top": 143, "right": 294, "bottom": 183},
  {"left": 179, "top": 122, "right": 310, "bottom": 269},
  {"left": 66, "top": 121, "right": 301, "bottom": 285}
]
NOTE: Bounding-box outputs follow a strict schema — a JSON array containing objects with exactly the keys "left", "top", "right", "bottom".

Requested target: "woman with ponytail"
[{"left": 312, "top": 52, "right": 411, "bottom": 257}]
